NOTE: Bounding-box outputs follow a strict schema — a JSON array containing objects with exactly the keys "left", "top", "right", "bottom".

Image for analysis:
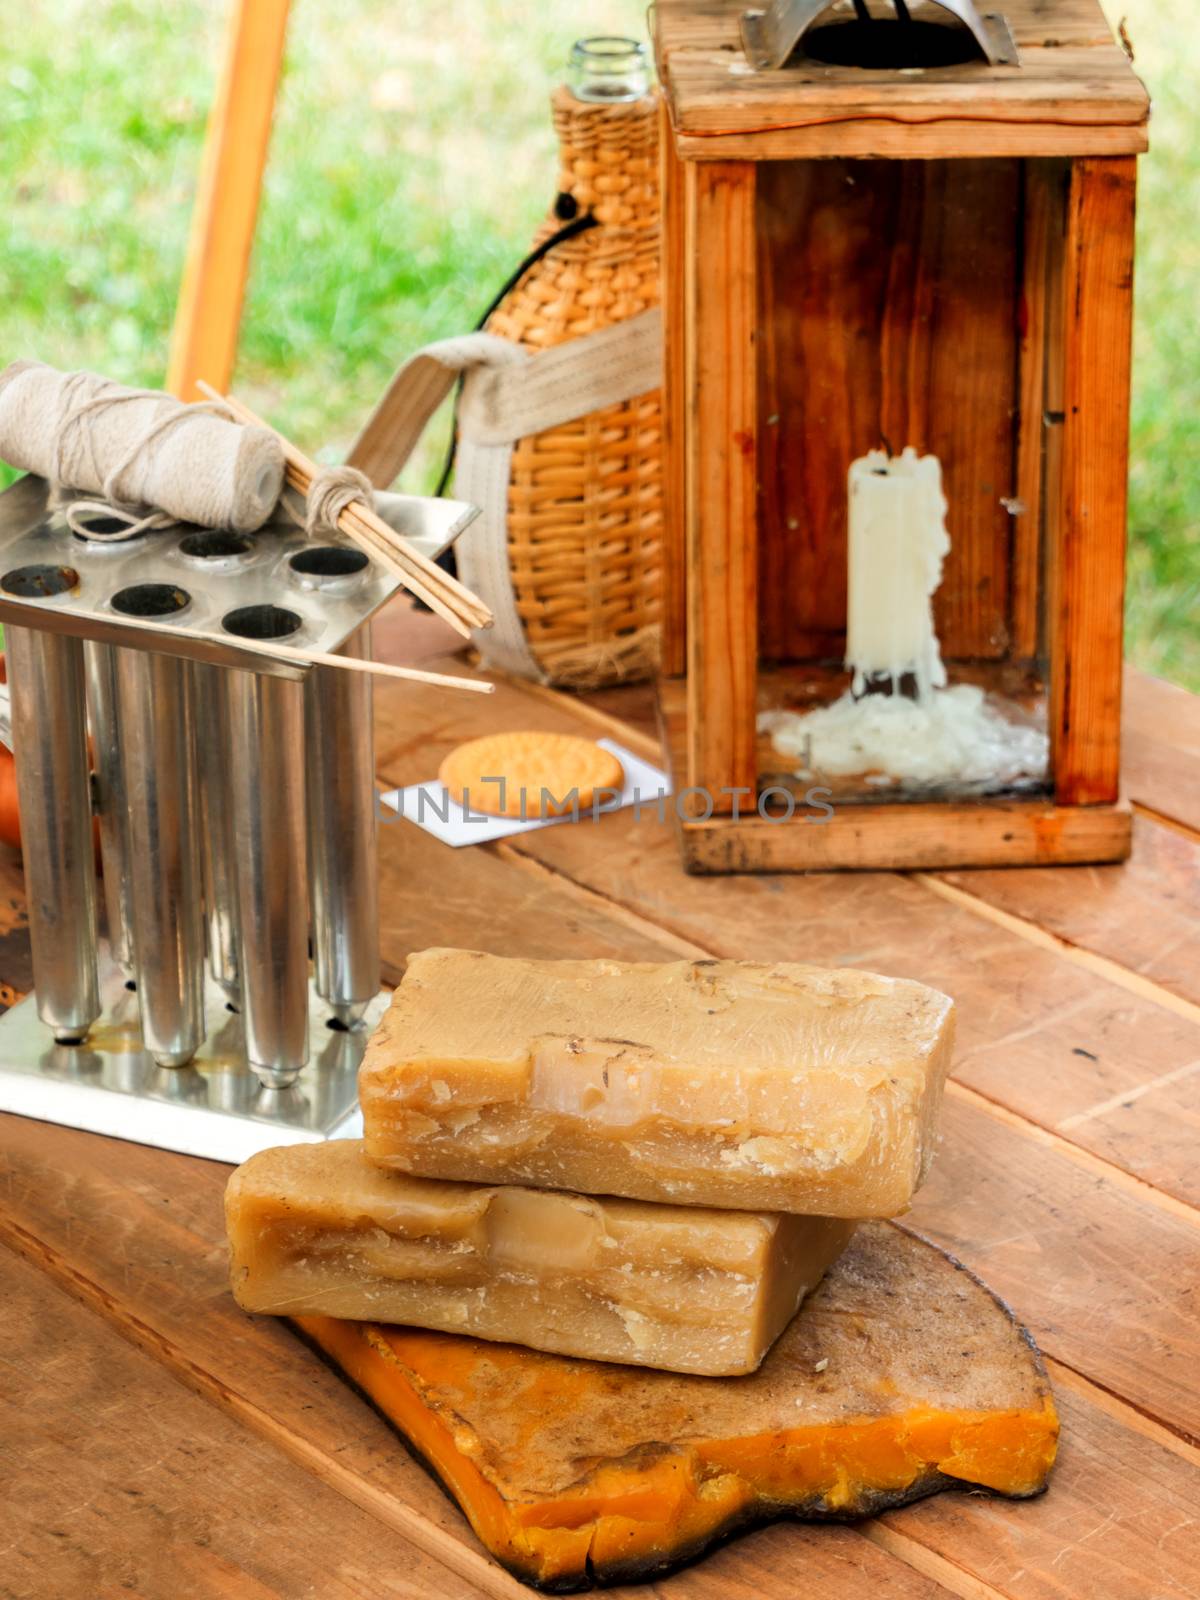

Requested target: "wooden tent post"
[{"left": 167, "top": 0, "right": 290, "bottom": 401}]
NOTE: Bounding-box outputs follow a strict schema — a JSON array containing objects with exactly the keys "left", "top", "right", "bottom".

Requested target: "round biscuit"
[{"left": 438, "top": 731, "right": 625, "bottom": 819}]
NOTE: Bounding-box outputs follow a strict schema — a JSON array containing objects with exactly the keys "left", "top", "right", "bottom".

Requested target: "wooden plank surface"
[
  {"left": 938, "top": 814, "right": 1200, "bottom": 1009},
  {"left": 0, "top": 1118, "right": 538, "bottom": 1600},
  {"left": 1123, "top": 667, "right": 1200, "bottom": 833},
  {"left": 2, "top": 1240, "right": 474, "bottom": 1600},
  {"left": 5, "top": 609, "right": 1200, "bottom": 1599},
  {"left": 0, "top": 1115, "right": 954, "bottom": 1600},
  {"left": 3, "top": 837, "right": 1198, "bottom": 1594}
]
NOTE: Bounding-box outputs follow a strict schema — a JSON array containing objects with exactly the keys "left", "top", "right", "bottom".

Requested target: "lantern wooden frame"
[{"left": 653, "top": 0, "right": 1149, "bottom": 873}]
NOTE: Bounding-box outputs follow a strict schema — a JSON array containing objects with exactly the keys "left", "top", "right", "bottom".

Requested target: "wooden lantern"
[{"left": 653, "top": 0, "right": 1150, "bottom": 872}]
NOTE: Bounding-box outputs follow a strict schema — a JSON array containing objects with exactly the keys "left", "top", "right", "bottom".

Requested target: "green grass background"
[{"left": 0, "top": 0, "right": 1194, "bottom": 683}]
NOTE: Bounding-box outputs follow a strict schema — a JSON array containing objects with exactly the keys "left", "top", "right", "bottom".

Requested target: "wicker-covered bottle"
[{"left": 484, "top": 82, "right": 662, "bottom": 687}]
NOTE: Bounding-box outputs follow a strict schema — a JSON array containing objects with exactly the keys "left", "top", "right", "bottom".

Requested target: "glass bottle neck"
[{"left": 567, "top": 36, "right": 650, "bottom": 103}]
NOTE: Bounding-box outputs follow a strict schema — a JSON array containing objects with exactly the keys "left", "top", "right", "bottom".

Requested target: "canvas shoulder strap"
[{"left": 347, "top": 308, "right": 662, "bottom": 680}]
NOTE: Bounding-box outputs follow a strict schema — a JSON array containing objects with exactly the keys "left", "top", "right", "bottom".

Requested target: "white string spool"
[{"left": 0, "top": 360, "right": 285, "bottom": 534}]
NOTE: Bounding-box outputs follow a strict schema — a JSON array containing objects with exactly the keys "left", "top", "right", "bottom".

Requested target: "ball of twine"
[{"left": 0, "top": 360, "right": 285, "bottom": 536}]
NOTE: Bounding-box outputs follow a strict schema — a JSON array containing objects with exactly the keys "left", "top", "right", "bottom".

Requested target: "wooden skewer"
[
  {"left": 198, "top": 383, "right": 474, "bottom": 637},
  {"left": 232, "top": 638, "right": 494, "bottom": 693},
  {"left": 197, "top": 384, "right": 493, "bottom": 630},
  {"left": 342, "top": 500, "right": 492, "bottom": 628},
  {"left": 248, "top": 413, "right": 477, "bottom": 641},
  {"left": 337, "top": 490, "right": 492, "bottom": 629},
  {"left": 282, "top": 462, "right": 477, "bottom": 641},
  {"left": 327, "top": 503, "right": 477, "bottom": 640},
  {"left": 344, "top": 512, "right": 491, "bottom": 631},
  {"left": 199, "top": 383, "right": 494, "bottom": 635},
  {"left": 315, "top": 496, "right": 469, "bottom": 629},
  {"left": 72, "top": 606, "right": 494, "bottom": 694}
]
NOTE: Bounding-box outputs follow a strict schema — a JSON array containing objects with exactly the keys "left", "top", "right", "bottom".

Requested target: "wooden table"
[{"left": 4, "top": 603, "right": 1200, "bottom": 1600}]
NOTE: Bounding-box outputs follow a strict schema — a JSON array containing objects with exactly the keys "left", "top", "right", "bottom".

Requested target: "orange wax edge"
[{"left": 296, "top": 1315, "right": 1059, "bottom": 1590}]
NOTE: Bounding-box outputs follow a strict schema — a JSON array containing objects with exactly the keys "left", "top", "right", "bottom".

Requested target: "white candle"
[{"left": 845, "top": 447, "right": 949, "bottom": 700}]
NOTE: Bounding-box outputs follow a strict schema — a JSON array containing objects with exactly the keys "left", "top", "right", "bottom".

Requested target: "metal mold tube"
[
  {"left": 83, "top": 641, "right": 135, "bottom": 974},
  {"left": 115, "top": 646, "right": 205, "bottom": 1068},
  {"left": 224, "top": 665, "right": 309, "bottom": 1088},
  {"left": 305, "top": 623, "right": 380, "bottom": 1027},
  {"left": 5, "top": 624, "right": 100, "bottom": 1043},
  {"left": 191, "top": 664, "right": 241, "bottom": 1000}
]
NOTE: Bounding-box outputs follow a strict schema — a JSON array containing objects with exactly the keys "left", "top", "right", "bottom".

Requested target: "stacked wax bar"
[{"left": 227, "top": 951, "right": 955, "bottom": 1376}]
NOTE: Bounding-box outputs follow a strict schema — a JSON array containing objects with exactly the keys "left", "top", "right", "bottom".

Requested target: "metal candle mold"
[{"left": 0, "top": 474, "right": 475, "bottom": 1160}]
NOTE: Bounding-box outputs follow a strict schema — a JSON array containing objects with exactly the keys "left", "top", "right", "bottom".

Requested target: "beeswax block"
[
  {"left": 225, "top": 1141, "right": 855, "bottom": 1376},
  {"left": 359, "top": 950, "right": 955, "bottom": 1216}
]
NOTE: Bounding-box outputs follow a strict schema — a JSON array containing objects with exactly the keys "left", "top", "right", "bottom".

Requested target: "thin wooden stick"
[
  {"left": 243, "top": 398, "right": 493, "bottom": 630},
  {"left": 336, "top": 502, "right": 490, "bottom": 635},
  {"left": 237, "top": 637, "right": 494, "bottom": 693},
  {"left": 305, "top": 485, "right": 475, "bottom": 642},
  {"left": 342, "top": 500, "right": 492, "bottom": 627},
  {"left": 199, "top": 382, "right": 494, "bottom": 634},
  {"left": 342, "top": 508, "right": 491, "bottom": 630},
  {"left": 197, "top": 383, "right": 474, "bottom": 635},
  {"left": 327, "top": 505, "right": 475, "bottom": 638},
  {"left": 205, "top": 387, "right": 475, "bottom": 640},
  {"left": 67, "top": 607, "right": 494, "bottom": 694}
]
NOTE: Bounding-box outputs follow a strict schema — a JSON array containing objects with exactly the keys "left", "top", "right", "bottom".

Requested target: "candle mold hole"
[
  {"left": 1, "top": 564, "right": 80, "bottom": 598},
  {"left": 290, "top": 546, "right": 370, "bottom": 579},
  {"left": 223, "top": 603, "right": 302, "bottom": 640},
  {"left": 73, "top": 513, "right": 136, "bottom": 538},
  {"left": 180, "top": 530, "right": 255, "bottom": 560},
  {"left": 112, "top": 583, "right": 191, "bottom": 618},
  {"left": 801, "top": 19, "right": 979, "bottom": 69}
]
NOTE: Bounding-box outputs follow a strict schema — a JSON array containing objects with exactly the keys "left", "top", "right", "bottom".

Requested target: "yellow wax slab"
[
  {"left": 225, "top": 1141, "right": 856, "bottom": 1377},
  {"left": 359, "top": 950, "right": 956, "bottom": 1217}
]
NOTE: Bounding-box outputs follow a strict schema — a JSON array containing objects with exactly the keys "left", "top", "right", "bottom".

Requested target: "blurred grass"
[
  {"left": 0, "top": 0, "right": 1195, "bottom": 684},
  {"left": 0, "top": 0, "right": 647, "bottom": 482},
  {"left": 1111, "top": 0, "right": 1200, "bottom": 689}
]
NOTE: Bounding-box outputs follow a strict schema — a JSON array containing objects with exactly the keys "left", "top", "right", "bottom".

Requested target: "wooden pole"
[{"left": 166, "top": 0, "right": 290, "bottom": 401}]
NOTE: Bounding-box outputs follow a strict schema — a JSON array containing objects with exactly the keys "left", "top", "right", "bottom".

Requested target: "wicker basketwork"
[{"left": 483, "top": 87, "right": 662, "bottom": 688}]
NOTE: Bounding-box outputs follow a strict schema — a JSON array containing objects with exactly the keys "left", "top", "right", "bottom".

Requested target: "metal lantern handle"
[{"left": 740, "top": 0, "right": 1019, "bottom": 71}]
